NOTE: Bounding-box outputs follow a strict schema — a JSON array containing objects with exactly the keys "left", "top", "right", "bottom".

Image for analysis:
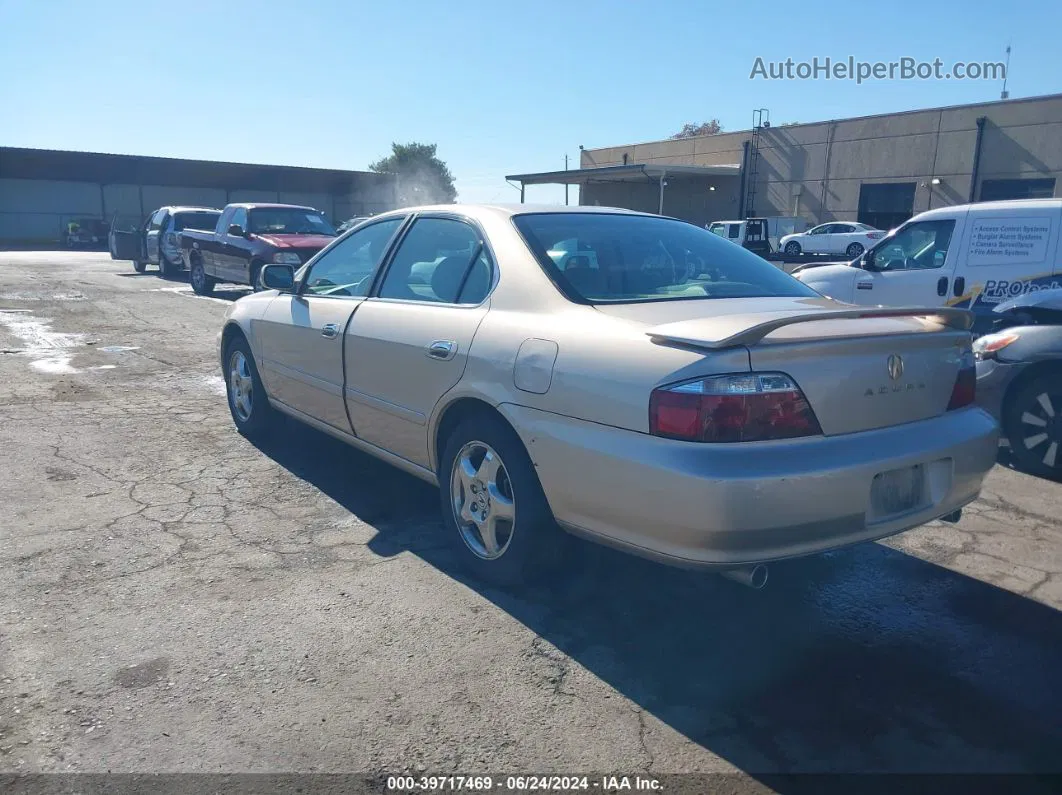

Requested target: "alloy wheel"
[
  {"left": 228, "top": 350, "right": 254, "bottom": 422},
  {"left": 450, "top": 441, "right": 516, "bottom": 560},
  {"left": 1018, "top": 390, "right": 1062, "bottom": 470}
]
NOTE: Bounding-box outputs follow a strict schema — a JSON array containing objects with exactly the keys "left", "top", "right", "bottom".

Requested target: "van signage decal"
[
  {"left": 979, "top": 276, "right": 1062, "bottom": 304},
  {"left": 968, "top": 217, "right": 1052, "bottom": 265}
]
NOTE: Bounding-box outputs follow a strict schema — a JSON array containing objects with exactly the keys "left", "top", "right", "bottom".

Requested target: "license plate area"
[{"left": 869, "top": 464, "right": 928, "bottom": 521}]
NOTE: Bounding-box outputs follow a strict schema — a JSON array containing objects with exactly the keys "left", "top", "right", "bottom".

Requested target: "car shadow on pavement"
[
  {"left": 209, "top": 288, "right": 253, "bottom": 302},
  {"left": 252, "top": 420, "right": 1062, "bottom": 784}
]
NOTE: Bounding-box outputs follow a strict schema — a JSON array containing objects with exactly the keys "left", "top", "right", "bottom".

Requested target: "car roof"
[
  {"left": 167, "top": 206, "right": 221, "bottom": 213},
  {"left": 915, "top": 198, "right": 1062, "bottom": 222},
  {"left": 225, "top": 202, "right": 318, "bottom": 211},
  {"left": 366, "top": 203, "right": 651, "bottom": 224}
]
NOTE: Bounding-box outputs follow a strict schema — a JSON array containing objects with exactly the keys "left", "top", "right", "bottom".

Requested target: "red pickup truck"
[{"left": 179, "top": 203, "right": 337, "bottom": 295}]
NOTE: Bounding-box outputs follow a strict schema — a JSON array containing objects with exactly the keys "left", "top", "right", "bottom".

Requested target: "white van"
[{"left": 795, "top": 199, "right": 1062, "bottom": 331}]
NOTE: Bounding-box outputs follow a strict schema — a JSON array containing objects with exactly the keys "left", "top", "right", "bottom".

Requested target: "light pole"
[{"left": 565, "top": 154, "right": 569, "bottom": 206}]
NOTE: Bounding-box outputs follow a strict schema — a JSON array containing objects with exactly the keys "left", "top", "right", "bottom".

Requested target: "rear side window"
[
  {"left": 378, "top": 217, "right": 492, "bottom": 305},
  {"left": 173, "top": 212, "right": 221, "bottom": 231},
  {"left": 514, "top": 213, "right": 817, "bottom": 304}
]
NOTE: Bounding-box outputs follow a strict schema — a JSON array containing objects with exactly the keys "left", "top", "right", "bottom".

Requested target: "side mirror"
[
  {"left": 260, "top": 264, "right": 295, "bottom": 292},
  {"left": 228, "top": 224, "right": 246, "bottom": 237}
]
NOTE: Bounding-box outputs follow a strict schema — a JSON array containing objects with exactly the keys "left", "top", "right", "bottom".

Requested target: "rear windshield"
[
  {"left": 513, "top": 213, "right": 817, "bottom": 304},
  {"left": 249, "top": 208, "right": 336, "bottom": 236},
  {"left": 173, "top": 211, "right": 221, "bottom": 231}
]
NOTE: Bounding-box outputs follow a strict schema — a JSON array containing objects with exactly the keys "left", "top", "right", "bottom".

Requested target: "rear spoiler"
[{"left": 647, "top": 306, "right": 975, "bottom": 350}]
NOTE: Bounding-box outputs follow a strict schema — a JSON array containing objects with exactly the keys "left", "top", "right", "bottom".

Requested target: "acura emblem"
[{"left": 887, "top": 354, "right": 904, "bottom": 381}]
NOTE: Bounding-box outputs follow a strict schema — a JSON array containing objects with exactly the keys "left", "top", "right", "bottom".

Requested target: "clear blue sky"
[{"left": 1, "top": 0, "right": 1059, "bottom": 207}]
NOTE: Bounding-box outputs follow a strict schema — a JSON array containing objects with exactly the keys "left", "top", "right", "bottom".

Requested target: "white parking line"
[{"left": 142, "top": 286, "right": 238, "bottom": 305}]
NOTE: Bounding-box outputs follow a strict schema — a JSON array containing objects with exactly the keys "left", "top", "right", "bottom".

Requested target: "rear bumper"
[
  {"left": 500, "top": 404, "right": 999, "bottom": 567},
  {"left": 975, "top": 358, "right": 1029, "bottom": 422}
]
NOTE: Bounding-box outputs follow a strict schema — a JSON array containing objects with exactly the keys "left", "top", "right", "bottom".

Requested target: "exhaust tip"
[{"left": 720, "top": 564, "right": 769, "bottom": 590}]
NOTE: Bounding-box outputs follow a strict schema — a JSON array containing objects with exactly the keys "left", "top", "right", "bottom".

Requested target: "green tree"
[
  {"left": 670, "top": 119, "right": 723, "bottom": 139},
  {"left": 370, "top": 142, "right": 457, "bottom": 206}
]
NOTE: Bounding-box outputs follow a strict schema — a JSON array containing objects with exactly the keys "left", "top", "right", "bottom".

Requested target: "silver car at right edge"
[{"left": 975, "top": 287, "right": 1062, "bottom": 478}]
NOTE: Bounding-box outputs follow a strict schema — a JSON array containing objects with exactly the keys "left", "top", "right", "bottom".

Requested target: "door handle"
[
  {"left": 426, "top": 340, "right": 457, "bottom": 360},
  {"left": 936, "top": 277, "right": 948, "bottom": 297},
  {"left": 953, "top": 276, "right": 966, "bottom": 297},
  {"left": 321, "top": 323, "right": 340, "bottom": 339}
]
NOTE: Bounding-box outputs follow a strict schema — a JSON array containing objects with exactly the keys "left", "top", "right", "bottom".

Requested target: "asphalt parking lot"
[{"left": 1, "top": 252, "right": 1061, "bottom": 786}]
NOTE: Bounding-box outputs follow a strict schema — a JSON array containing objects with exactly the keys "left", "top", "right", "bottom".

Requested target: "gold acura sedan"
[{"left": 217, "top": 205, "right": 998, "bottom": 587}]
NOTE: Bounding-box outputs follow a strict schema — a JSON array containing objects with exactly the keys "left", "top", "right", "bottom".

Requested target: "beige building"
[{"left": 508, "top": 92, "right": 1062, "bottom": 231}]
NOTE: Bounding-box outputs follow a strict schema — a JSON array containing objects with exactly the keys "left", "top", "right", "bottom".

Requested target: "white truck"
[{"left": 707, "top": 216, "right": 806, "bottom": 262}]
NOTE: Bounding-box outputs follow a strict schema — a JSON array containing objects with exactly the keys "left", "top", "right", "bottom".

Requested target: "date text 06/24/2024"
[{"left": 385, "top": 775, "right": 663, "bottom": 792}]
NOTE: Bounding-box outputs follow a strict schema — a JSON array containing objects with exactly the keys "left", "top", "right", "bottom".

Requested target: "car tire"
[
  {"left": 223, "top": 335, "right": 274, "bottom": 438},
  {"left": 158, "top": 250, "right": 179, "bottom": 279},
  {"left": 784, "top": 241, "right": 802, "bottom": 256},
  {"left": 846, "top": 242, "right": 865, "bottom": 258},
  {"left": 132, "top": 260, "right": 146, "bottom": 273},
  {"left": 439, "top": 413, "right": 564, "bottom": 586},
  {"left": 1003, "top": 372, "right": 1062, "bottom": 478},
  {"left": 189, "top": 255, "right": 215, "bottom": 296}
]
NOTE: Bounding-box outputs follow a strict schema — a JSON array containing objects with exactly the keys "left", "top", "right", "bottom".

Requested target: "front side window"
[
  {"left": 708, "top": 223, "right": 726, "bottom": 237},
  {"left": 809, "top": 224, "right": 829, "bottom": 235},
  {"left": 249, "top": 208, "right": 336, "bottom": 236},
  {"left": 230, "top": 208, "right": 248, "bottom": 233},
  {"left": 378, "top": 217, "right": 492, "bottom": 305},
  {"left": 302, "top": 218, "right": 404, "bottom": 297},
  {"left": 727, "top": 224, "right": 741, "bottom": 239},
  {"left": 514, "top": 213, "right": 818, "bottom": 304},
  {"left": 867, "top": 219, "right": 956, "bottom": 271}
]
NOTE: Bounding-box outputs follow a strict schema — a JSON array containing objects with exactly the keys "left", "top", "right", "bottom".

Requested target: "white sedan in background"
[{"left": 780, "top": 222, "right": 885, "bottom": 258}]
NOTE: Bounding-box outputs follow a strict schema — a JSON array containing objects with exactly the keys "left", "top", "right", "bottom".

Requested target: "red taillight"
[
  {"left": 947, "top": 350, "right": 976, "bottom": 410},
  {"left": 649, "top": 373, "right": 823, "bottom": 443},
  {"left": 867, "top": 232, "right": 885, "bottom": 239}
]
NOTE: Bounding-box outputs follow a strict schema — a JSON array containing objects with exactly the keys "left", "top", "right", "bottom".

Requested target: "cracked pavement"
[{"left": 1, "top": 252, "right": 1060, "bottom": 785}]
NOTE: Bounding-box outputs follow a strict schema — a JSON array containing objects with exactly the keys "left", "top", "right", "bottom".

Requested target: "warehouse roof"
[{"left": 0, "top": 147, "right": 394, "bottom": 195}]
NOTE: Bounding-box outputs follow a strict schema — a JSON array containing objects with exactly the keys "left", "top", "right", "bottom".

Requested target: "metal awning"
[
  {"left": 505, "top": 163, "right": 741, "bottom": 186},
  {"left": 506, "top": 163, "right": 742, "bottom": 213}
]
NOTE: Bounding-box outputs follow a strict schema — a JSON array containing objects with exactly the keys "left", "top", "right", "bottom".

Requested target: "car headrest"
[{"left": 431, "top": 256, "right": 491, "bottom": 304}]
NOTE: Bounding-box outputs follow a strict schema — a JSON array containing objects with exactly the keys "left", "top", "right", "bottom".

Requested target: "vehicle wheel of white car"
[
  {"left": 784, "top": 241, "right": 801, "bottom": 256},
  {"left": 1003, "top": 373, "right": 1062, "bottom": 478},
  {"left": 132, "top": 260, "right": 146, "bottom": 273},
  {"left": 846, "top": 243, "right": 865, "bottom": 258},
  {"left": 158, "top": 250, "right": 179, "bottom": 279},
  {"left": 189, "top": 255, "right": 215, "bottom": 296},
  {"left": 224, "top": 336, "right": 273, "bottom": 438},
  {"left": 440, "top": 415, "right": 560, "bottom": 586}
]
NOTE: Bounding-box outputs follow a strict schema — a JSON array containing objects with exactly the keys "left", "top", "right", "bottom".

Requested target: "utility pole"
[
  {"left": 1000, "top": 44, "right": 1012, "bottom": 99},
  {"left": 564, "top": 154, "right": 569, "bottom": 206}
]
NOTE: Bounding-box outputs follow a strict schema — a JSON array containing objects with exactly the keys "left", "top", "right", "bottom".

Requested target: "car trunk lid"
[{"left": 643, "top": 306, "right": 974, "bottom": 436}]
